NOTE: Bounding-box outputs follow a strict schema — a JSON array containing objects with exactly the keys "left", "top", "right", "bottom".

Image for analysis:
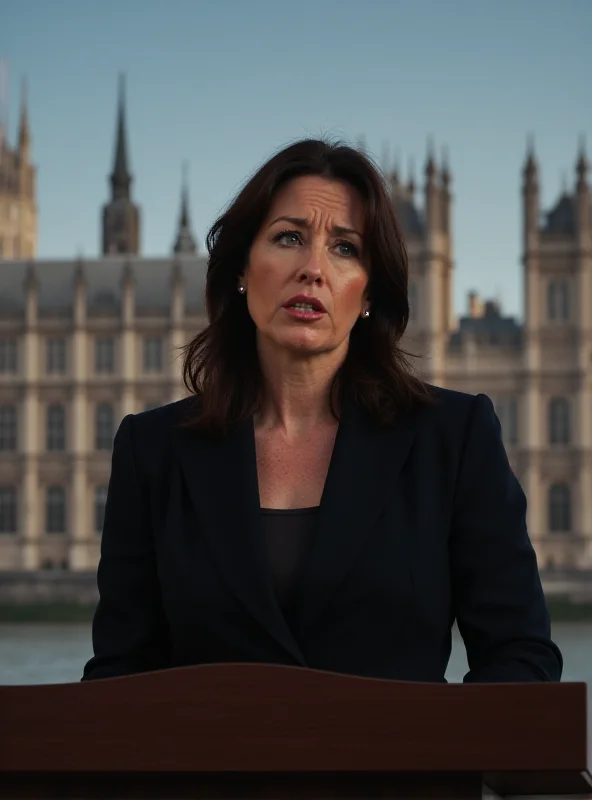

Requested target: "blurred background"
[{"left": 0, "top": 0, "right": 590, "bottom": 741}]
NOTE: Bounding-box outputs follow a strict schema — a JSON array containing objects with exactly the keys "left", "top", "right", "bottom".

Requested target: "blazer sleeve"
[
  {"left": 450, "top": 393, "right": 563, "bottom": 683},
  {"left": 81, "top": 414, "right": 170, "bottom": 680}
]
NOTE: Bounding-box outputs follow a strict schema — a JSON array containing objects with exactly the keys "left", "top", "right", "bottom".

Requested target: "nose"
[{"left": 297, "top": 244, "right": 326, "bottom": 285}]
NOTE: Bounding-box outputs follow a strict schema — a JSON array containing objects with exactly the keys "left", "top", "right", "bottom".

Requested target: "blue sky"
[{"left": 2, "top": 0, "right": 590, "bottom": 318}]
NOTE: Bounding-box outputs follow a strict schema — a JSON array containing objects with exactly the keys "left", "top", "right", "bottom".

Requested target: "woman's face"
[{"left": 242, "top": 175, "right": 369, "bottom": 359}]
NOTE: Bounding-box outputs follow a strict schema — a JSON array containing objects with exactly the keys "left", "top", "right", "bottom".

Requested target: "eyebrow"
[{"left": 269, "top": 216, "right": 364, "bottom": 240}]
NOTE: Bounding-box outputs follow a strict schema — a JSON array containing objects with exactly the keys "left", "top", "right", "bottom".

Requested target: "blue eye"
[
  {"left": 273, "top": 230, "right": 302, "bottom": 246},
  {"left": 335, "top": 240, "right": 358, "bottom": 258}
]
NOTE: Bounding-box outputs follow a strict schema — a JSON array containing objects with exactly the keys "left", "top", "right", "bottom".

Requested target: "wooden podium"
[{"left": 1, "top": 663, "right": 590, "bottom": 799}]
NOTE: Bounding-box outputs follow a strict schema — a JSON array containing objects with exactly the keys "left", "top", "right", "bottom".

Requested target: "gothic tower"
[
  {"left": 0, "top": 78, "right": 37, "bottom": 259},
  {"left": 101, "top": 75, "right": 141, "bottom": 255},
  {"left": 521, "top": 137, "right": 592, "bottom": 567},
  {"left": 172, "top": 162, "right": 197, "bottom": 255},
  {"left": 395, "top": 142, "right": 454, "bottom": 384}
]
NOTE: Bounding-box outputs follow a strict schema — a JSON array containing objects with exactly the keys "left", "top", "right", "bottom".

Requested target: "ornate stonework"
[{"left": 0, "top": 81, "right": 37, "bottom": 261}]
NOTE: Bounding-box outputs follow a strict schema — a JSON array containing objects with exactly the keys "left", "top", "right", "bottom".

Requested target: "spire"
[
  {"left": 407, "top": 155, "right": 416, "bottom": 197},
  {"left": 110, "top": 73, "right": 131, "bottom": 198},
  {"left": 523, "top": 134, "right": 538, "bottom": 183},
  {"left": 101, "top": 74, "right": 140, "bottom": 254},
  {"left": 18, "top": 77, "right": 30, "bottom": 156},
  {"left": 576, "top": 134, "right": 589, "bottom": 185},
  {"left": 575, "top": 135, "right": 590, "bottom": 242},
  {"left": 522, "top": 134, "right": 539, "bottom": 246},
  {"left": 441, "top": 145, "right": 451, "bottom": 189},
  {"left": 173, "top": 161, "right": 197, "bottom": 255},
  {"left": 425, "top": 136, "right": 437, "bottom": 181}
]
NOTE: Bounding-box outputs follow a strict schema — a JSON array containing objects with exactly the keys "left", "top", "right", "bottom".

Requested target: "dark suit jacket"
[{"left": 81, "top": 387, "right": 562, "bottom": 683}]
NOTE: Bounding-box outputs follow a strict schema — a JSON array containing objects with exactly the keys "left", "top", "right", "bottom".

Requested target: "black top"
[{"left": 261, "top": 507, "right": 319, "bottom": 629}]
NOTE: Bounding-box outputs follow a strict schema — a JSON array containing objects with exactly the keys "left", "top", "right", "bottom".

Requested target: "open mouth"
[
  {"left": 282, "top": 295, "right": 326, "bottom": 314},
  {"left": 288, "top": 302, "right": 321, "bottom": 312}
]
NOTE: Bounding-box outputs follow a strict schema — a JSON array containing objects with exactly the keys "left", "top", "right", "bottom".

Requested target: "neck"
[{"left": 255, "top": 336, "right": 347, "bottom": 437}]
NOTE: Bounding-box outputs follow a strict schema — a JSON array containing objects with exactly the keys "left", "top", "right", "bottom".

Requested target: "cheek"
[
  {"left": 335, "top": 272, "right": 368, "bottom": 316},
  {"left": 248, "top": 244, "right": 284, "bottom": 289},
  {"left": 246, "top": 248, "right": 285, "bottom": 321}
]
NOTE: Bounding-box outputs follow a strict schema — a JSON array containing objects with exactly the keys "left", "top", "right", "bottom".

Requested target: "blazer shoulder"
[
  {"left": 123, "top": 395, "right": 200, "bottom": 471},
  {"left": 133, "top": 395, "right": 199, "bottom": 429},
  {"left": 417, "top": 384, "right": 496, "bottom": 442}
]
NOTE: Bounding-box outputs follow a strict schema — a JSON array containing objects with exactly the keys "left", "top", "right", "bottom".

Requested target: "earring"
[
  {"left": 238, "top": 285, "right": 246, "bottom": 294},
  {"left": 362, "top": 309, "right": 370, "bottom": 318}
]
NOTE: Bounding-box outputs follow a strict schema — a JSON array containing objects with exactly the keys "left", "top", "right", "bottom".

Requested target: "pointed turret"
[
  {"left": 425, "top": 137, "right": 437, "bottom": 184},
  {"left": 110, "top": 74, "right": 131, "bottom": 199},
  {"left": 0, "top": 69, "right": 37, "bottom": 258},
  {"left": 440, "top": 145, "right": 451, "bottom": 189},
  {"left": 407, "top": 155, "right": 416, "bottom": 198},
  {"left": 523, "top": 134, "right": 538, "bottom": 185},
  {"left": 101, "top": 74, "right": 141, "bottom": 255},
  {"left": 522, "top": 135, "right": 539, "bottom": 249},
  {"left": 576, "top": 134, "right": 589, "bottom": 186},
  {"left": 424, "top": 137, "right": 440, "bottom": 235},
  {"left": 440, "top": 146, "right": 452, "bottom": 237},
  {"left": 173, "top": 162, "right": 197, "bottom": 255},
  {"left": 575, "top": 136, "right": 590, "bottom": 244},
  {"left": 18, "top": 78, "right": 30, "bottom": 159}
]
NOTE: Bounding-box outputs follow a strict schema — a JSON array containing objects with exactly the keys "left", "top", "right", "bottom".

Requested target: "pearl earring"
[
  {"left": 238, "top": 285, "right": 246, "bottom": 294},
  {"left": 363, "top": 309, "right": 370, "bottom": 318}
]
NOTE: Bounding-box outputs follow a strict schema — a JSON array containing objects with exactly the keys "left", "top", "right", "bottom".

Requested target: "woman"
[{"left": 82, "top": 139, "right": 562, "bottom": 683}]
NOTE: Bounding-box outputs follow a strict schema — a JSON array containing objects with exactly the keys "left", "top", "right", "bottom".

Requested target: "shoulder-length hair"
[{"left": 181, "top": 138, "right": 433, "bottom": 433}]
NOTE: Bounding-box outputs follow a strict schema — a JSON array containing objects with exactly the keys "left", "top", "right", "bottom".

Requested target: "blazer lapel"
[
  {"left": 172, "top": 415, "right": 306, "bottom": 667},
  {"left": 295, "top": 398, "right": 416, "bottom": 634}
]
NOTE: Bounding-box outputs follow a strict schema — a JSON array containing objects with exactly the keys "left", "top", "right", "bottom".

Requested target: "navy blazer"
[{"left": 81, "top": 387, "right": 562, "bottom": 683}]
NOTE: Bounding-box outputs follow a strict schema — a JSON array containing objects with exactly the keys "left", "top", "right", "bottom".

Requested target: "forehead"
[{"left": 267, "top": 175, "right": 365, "bottom": 229}]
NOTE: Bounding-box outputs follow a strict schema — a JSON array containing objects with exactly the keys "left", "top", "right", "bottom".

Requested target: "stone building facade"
[
  {"left": 399, "top": 141, "right": 592, "bottom": 573},
  {"left": 0, "top": 82, "right": 590, "bottom": 572}
]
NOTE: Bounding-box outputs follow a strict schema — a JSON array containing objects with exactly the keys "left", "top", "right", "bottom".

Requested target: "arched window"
[
  {"left": 547, "top": 280, "right": 569, "bottom": 322},
  {"left": 143, "top": 337, "right": 164, "bottom": 372},
  {"left": 492, "top": 395, "right": 519, "bottom": 445},
  {"left": 547, "top": 282, "right": 556, "bottom": 320},
  {"left": 46, "top": 337, "right": 67, "bottom": 374},
  {"left": 46, "top": 485, "right": 66, "bottom": 534},
  {"left": 558, "top": 281, "right": 569, "bottom": 320},
  {"left": 46, "top": 403, "right": 66, "bottom": 451},
  {"left": 548, "top": 483, "right": 571, "bottom": 533},
  {"left": 0, "top": 486, "right": 17, "bottom": 533},
  {"left": 95, "top": 337, "right": 115, "bottom": 374},
  {"left": 548, "top": 397, "right": 570, "bottom": 445},
  {"left": 0, "top": 405, "right": 17, "bottom": 451},
  {"left": 95, "top": 403, "right": 114, "bottom": 451},
  {"left": 94, "top": 486, "right": 108, "bottom": 533}
]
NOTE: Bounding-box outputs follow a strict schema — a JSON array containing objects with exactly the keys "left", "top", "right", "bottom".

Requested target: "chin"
[{"left": 277, "top": 330, "right": 331, "bottom": 356}]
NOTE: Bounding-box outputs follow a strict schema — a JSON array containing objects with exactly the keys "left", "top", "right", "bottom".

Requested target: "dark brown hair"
[{"left": 181, "top": 138, "right": 433, "bottom": 433}]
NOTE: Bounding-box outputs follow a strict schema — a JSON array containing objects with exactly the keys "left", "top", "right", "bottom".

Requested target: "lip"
[{"left": 282, "top": 295, "right": 327, "bottom": 312}]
